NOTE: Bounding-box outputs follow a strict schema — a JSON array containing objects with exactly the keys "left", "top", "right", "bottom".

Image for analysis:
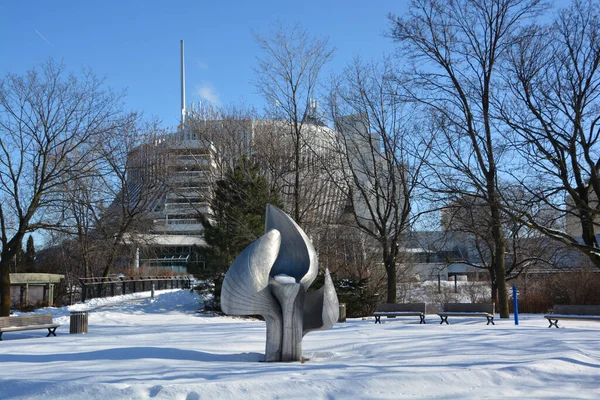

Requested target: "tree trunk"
[
  {"left": 0, "top": 259, "right": 10, "bottom": 316},
  {"left": 101, "top": 223, "right": 132, "bottom": 279},
  {"left": 293, "top": 123, "right": 301, "bottom": 224},
  {"left": 102, "top": 253, "right": 117, "bottom": 279},
  {"left": 490, "top": 201, "right": 509, "bottom": 318},
  {"left": 580, "top": 207, "right": 600, "bottom": 269},
  {"left": 384, "top": 250, "right": 397, "bottom": 303},
  {"left": 0, "top": 236, "right": 25, "bottom": 316},
  {"left": 585, "top": 252, "right": 600, "bottom": 271},
  {"left": 496, "top": 265, "right": 509, "bottom": 318}
]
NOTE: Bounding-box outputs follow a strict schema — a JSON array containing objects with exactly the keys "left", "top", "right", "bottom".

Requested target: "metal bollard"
[
  {"left": 338, "top": 303, "right": 346, "bottom": 323},
  {"left": 513, "top": 285, "right": 519, "bottom": 326}
]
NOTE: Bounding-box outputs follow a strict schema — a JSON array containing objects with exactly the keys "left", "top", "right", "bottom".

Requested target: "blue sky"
[{"left": 0, "top": 0, "right": 408, "bottom": 130}]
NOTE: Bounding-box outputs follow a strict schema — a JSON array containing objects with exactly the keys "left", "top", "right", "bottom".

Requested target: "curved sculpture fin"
[
  {"left": 302, "top": 268, "right": 340, "bottom": 336},
  {"left": 220, "top": 206, "right": 339, "bottom": 362},
  {"left": 269, "top": 277, "right": 304, "bottom": 361},
  {"left": 265, "top": 204, "right": 318, "bottom": 287},
  {"left": 221, "top": 229, "right": 282, "bottom": 317}
]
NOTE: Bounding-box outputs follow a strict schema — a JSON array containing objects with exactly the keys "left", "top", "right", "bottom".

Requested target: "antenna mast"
[{"left": 180, "top": 40, "right": 186, "bottom": 128}]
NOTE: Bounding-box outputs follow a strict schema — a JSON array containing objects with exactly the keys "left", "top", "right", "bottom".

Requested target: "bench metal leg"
[
  {"left": 486, "top": 316, "right": 494, "bottom": 325},
  {"left": 374, "top": 316, "right": 381, "bottom": 324},
  {"left": 439, "top": 315, "right": 449, "bottom": 324},
  {"left": 547, "top": 319, "right": 559, "bottom": 328},
  {"left": 0, "top": 332, "right": 2, "bottom": 341},
  {"left": 47, "top": 327, "right": 57, "bottom": 337},
  {"left": 419, "top": 315, "right": 426, "bottom": 324}
]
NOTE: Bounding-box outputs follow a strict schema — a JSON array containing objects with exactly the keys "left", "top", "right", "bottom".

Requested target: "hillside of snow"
[{"left": 1, "top": 289, "right": 598, "bottom": 399}]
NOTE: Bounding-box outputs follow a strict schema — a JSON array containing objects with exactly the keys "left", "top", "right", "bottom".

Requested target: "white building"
[
  {"left": 125, "top": 126, "right": 215, "bottom": 273},
  {"left": 187, "top": 112, "right": 349, "bottom": 231}
]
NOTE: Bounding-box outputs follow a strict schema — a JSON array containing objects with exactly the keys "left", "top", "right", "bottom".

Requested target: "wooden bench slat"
[
  {"left": 553, "top": 305, "right": 600, "bottom": 315},
  {"left": 443, "top": 303, "right": 494, "bottom": 314},
  {"left": 437, "top": 303, "right": 495, "bottom": 325},
  {"left": 545, "top": 305, "right": 600, "bottom": 328},
  {"left": 374, "top": 303, "right": 426, "bottom": 313},
  {"left": 0, "top": 314, "right": 54, "bottom": 328},
  {"left": 544, "top": 314, "right": 600, "bottom": 320},
  {"left": 1, "top": 324, "right": 60, "bottom": 332},
  {"left": 0, "top": 314, "right": 60, "bottom": 340},
  {"left": 438, "top": 312, "right": 493, "bottom": 317},
  {"left": 372, "top": 303, "right": 427, "bottom": 324},
  {"left": 373, "top": 311, "right": 423, "bottom": 316}
]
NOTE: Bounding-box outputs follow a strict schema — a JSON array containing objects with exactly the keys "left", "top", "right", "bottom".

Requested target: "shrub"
[
  {"left": 512, "top": 269, "right": 600, "bottom": 313},
  {"left": 335, "top": 277, "right": 383, "bottom": 318}
]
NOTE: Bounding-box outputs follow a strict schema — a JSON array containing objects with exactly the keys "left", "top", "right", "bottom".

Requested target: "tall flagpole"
[{"left": 180, "top": 40, "right": 186, "bottom": 129}]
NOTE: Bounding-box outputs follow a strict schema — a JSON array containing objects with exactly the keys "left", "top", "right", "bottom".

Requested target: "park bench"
[
  {"left": 373, "top": 303, "right": 426, "bottom": 324},
  {"left": 437, "top": 303, "right": 495, "bottom": 325},
  {"left": 0, "top": 314, "right": 60, "bottom": 340},
  {"left": 544, "top": 305, "right": 600, "bottom": 328}
]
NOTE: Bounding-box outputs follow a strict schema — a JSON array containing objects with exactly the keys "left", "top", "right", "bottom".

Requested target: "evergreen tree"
[
  {"left": 194, "top": 157, "right": 281, "bottom": 310},
  {"left": 25, "top": 235, "right": 35, "bottom": 273},
  {"left": 14, "top": 244, "right": 25, "bottom": 273}
]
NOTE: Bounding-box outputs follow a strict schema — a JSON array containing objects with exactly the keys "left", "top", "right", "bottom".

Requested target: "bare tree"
[
  {"left": 35, "top": 230, "right": 82, "bottom": 304},
  {"left": 389, "top": 0, "right": 544, "bottom": 317},
  {"left": 318, "top": 222, "right": 387, "bottom": 316},
  {"left": 95, "top": 119, "right": 163, "bottom": 279},
  {"left": 254, "top": 118, "right": 346, "bottom": 234},
  {"left": 186, "top": 102, "right": 344, "bottom": 245},
  {"left": 328, "top": 57, "right": 431, "bottom": 303},
  {"left": 186, "top": 103, "right": 257, "bottom": 180},
  {"left": 0, "top": 60, "right": 126, "bottom": 315},
  {"left": 61, "top": 171, "right": 103, "bottom": 278},
  {"left": 501, "top": 0, "right": 600, "bottom": 269},
  {"left": 442, "top": 191, "right": 560, "bottom": 288},
  {"left": 253, "top": 23, "right": 335, "bottom": 224}
]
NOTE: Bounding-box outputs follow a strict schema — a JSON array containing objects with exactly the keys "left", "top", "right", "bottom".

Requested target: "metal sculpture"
[{"left": 221, "top": 204, "right": 339, "bottom": 362}]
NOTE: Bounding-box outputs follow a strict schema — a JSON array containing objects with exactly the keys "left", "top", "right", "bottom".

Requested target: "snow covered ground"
[{"left": 1, "top": 289, "right": 599, "bottom": 399}]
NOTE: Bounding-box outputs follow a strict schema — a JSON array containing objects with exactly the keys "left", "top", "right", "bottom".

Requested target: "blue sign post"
[{"left": 512, "top": 285, "right": 519, "bottom": 325}]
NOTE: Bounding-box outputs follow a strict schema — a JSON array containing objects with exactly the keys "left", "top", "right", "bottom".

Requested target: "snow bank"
[{"left": 1, "top": 289, "right": 598, "bottom": 399}]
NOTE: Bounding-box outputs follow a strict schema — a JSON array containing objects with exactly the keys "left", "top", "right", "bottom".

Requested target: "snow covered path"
[{"left": 0, "top": 290, "right": 598, "bottom": 399}]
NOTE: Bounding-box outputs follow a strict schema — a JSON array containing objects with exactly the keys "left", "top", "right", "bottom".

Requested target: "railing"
[
  {"left": 78, "top": 276, "right": 192, "bottom": 302},
  {"left": 153, "top": 218, "right": 202, "bottom": 226},
  {"left": 165, "top": 202, "right": 210, "bottom": 210}
]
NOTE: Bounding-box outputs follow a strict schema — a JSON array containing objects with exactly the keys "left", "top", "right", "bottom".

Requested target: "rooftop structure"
[{"left": 9, "top": 273, "right": 64, "bottom": 307}]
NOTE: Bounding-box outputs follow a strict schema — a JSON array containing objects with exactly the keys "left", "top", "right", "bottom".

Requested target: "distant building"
[
  {"left": 9, "top": 273, "right": 64, "bottom": 308},
  {"left": 565, "top": 189, "right": 599, "bottom": 240},
  {"left": 398, "top": 231, "right": 488, "bottom": 281},
  {"left": 334, "top": 113, "right": 382, "bottom": 224},
  {"left": 187, "top": 111, "right": 350, "bottom": 232},
  {"left": 125, "top": 126, "right": 215, "bottom": 273},
  {"left": 121, "top": 43, "right": 398, "bottom": 273}
]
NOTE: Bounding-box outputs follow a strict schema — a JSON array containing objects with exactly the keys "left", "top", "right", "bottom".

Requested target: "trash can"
[
  {"left": 338, "top": 303, "right": 346, "bottom": 323},
  {"left": 70, "top": 311, "right": 88, "bottom": 334}
]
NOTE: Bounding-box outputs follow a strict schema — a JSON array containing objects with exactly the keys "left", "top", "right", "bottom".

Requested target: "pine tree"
[
  {"left": 13, "top": 244, "right": 25, "bottom": 273},
  {"left": 194, "top": 157, "right": 281, "bottom": 310},
  {"left": 25, "top": 235, "right": 35, "bottom": 273}
]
